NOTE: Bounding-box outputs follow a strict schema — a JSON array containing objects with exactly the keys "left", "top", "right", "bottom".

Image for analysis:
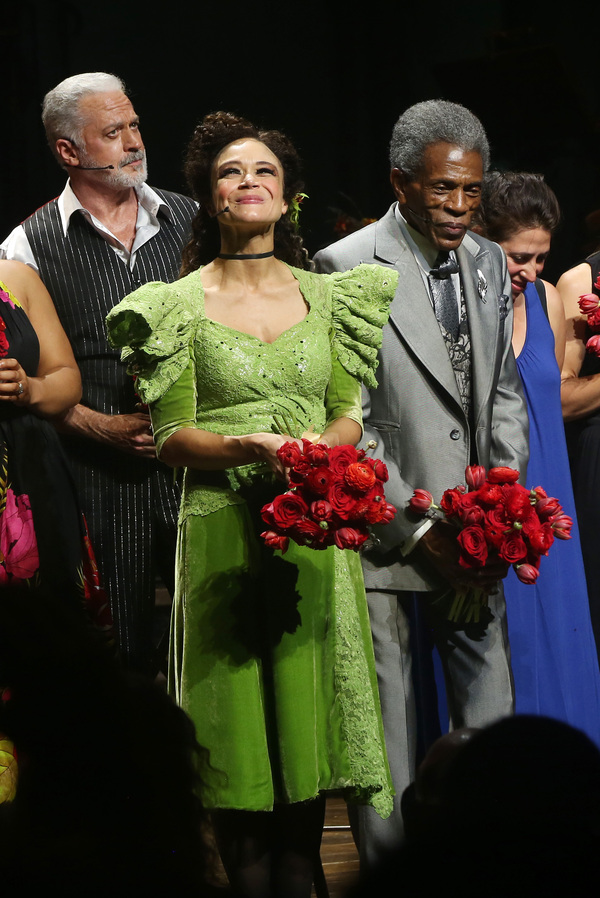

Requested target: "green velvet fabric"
[{"left": 107, "top": 263, "right": 397, "bottom": 816}]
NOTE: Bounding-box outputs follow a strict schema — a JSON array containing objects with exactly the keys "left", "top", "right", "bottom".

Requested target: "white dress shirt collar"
[{"left": 58, "top": 181, "right": 175, "bottom": 270}]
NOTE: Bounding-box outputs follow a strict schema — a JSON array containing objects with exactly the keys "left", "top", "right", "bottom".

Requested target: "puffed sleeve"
[
  {"left": 329, "top": 263, "right": 397, "bottom": 389},
  {"left": 106, "top": 279, "right": 198, "bottom": 405}
]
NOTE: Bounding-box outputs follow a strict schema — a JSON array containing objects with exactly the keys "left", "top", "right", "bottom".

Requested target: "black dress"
[
  {"left": 566, "top": 250, "right": 600, "bottom": 662},
  {"left": 0, "top": 278, "right": 110, "bottom": 628}
]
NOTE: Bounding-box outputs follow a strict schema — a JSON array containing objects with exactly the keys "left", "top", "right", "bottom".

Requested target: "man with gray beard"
[{"left": 1, "top": 72, "right": 197, "bottom": 676}]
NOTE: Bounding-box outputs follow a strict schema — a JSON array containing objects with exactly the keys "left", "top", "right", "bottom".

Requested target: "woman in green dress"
[{"left": 107, "top": 112, "right": 396, "bottom": 897}]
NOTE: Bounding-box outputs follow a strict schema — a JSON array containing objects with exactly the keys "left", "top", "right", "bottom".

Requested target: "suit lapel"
[
  {"left": 380, "top": 215, "right": 463, "bottom": 410},
  {"left": 458, "top": 237, "right": 498, "bottom": 426}
]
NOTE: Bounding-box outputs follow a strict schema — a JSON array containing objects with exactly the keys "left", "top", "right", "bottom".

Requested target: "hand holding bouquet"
[
  {"left": 408, "top": 465, "right": 572, "bottom": 621},
  {"left": 260, "top": 439, "right": 396, "bottom": 553}
]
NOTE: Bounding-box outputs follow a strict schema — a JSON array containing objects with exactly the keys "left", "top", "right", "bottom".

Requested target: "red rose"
[
  {"left": 361, "top": 456, "right": 390, "bottom": 483},
  {"left": 409, "top": 488, "right": 435, "bottom": 514},
  {"left": 345, "top": 462, "right": 377, "bottom": 492},
  {"left": 271, "top": 492, "right": 309, "bottom": 529},
  {"left": 440, "top": 486, "right": 468, "bottom": 518},
  {"left": 515, "top": 562, "right": 539, "bottom": 584},
  {"left": 352, "top": 495, "right": 370, "bottom": 518},
  {"left": 288, "top": 456, "right": 313, "bottom": 484},
  {"left": 488, "top": 467, "right": 520, "bottom": 484},
  {"left": 260, "top": 530, "right": 290, "bottom": 553},
  {"left": 487, "top": 504, "right": 508, "bottom": 526},
  {"left": 460, "top": 503, "right": 486, "bottom": 527},
  {"left": 289, "top": 455, "right": 312, "bottom": 487},
  {"left": 372, "top": 459, "right": 390, "bottom": 483},
  {"left": 277, "top": 441, "right": 303, "bottom": 468},
  {"left": 363, "top": 489, "right": 389, "bottom": 524},
  {"left": 525, "top": 521, "right": 555, "bottom": 556},
  {"left": 327, "top": 480, "right": 358, "bottom": 519},
  {"left": 465, "top": 465, "right": 486, "bottom": 490},
  {"left": 484, "top": 514, "right": 508, "bottom": 549},
  {"left": 310, "top": 500, "right": 334, "bottom": 522},
  {"left": 457, "top": 525, "right": 488, "bottom": 568},
  {"left": 498, "top": 531, "right": 528, "bottom": 564},
  {"left": 328, "top": 444, "right": 360, "bottom": 475},
  {"left": 503, "top": 484, "right": 535, "bottom": 522},
  {"left": 304, "top": 442, "right": 330, "bottom": 466},
  {"left": 334, "top": 526, "right": 369, "bottom": 551},
  {"left": 305, "top": 466, "right": 333, "bottom": 496},
  {"left": 294, "top": 517, "right": 330, "bottom": 547},
  {"left": 475, "top": 483, "right": 504, "bottom": 507}
]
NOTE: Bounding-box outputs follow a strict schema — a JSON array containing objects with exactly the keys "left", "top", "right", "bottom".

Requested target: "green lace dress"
[{"left": 107, "top": 263, "right": 397, "bottom": 818}]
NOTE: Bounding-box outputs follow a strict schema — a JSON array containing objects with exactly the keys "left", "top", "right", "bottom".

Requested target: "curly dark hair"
[
  {"left": 476, "top": 171, "right": 561, "bottom": 244},
  {"left": 180, "top": 111, "right": 309, "bottom": 274}
]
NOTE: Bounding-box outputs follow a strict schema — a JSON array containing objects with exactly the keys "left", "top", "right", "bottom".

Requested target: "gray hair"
[
  {"left": 42, "top": 72, "right": 127, "bottom": 164},
  {"left": 389, "top": 100, "right": 490, "bottom": 178}
]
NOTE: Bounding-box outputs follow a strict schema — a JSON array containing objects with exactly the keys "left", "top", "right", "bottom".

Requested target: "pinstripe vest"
[{"left": 23, "top": 188, "right": 196, "bottom": 417}]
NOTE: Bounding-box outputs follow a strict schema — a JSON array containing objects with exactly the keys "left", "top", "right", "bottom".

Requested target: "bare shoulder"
[
  {"left": 542, "top": 280, "right": 564, "bottom": 316},
  {"left": 0, "top": 260, "right": 46, "bottom": 314},
  {"left": 0, "top": 259, "right": 39, "bottom": 293},
  {"left": 556, "top": 262, "right": 592, "bottom": 297},
  {"left": 555, "top": 262, "right": 594, "bottom": 323}
]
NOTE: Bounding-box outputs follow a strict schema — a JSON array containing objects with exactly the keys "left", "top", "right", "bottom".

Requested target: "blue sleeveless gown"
[
  {"left": 503, "top": 282, "right": 600, "bottom": 741},
  {"left": 421, "top": 281, "right": 600, "bottom": 748}
]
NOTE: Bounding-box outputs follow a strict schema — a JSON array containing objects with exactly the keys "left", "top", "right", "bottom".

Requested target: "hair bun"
[{"left": 193, "top": 111, "right": 258, "bottom": 144}]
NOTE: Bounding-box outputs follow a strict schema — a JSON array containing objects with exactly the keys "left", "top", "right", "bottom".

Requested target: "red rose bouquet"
[
  {"left": 578, "top": 280, "right": 600, "bottom": 356},
  {"left": 408, "top": 465, "right": 573, "bottom": 621},
  {"left": 260, "top": 440, "right": 396, "bottom": 553}
]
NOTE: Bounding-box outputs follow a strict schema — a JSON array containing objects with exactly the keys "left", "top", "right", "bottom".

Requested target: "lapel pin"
[{"left": 477, "top": 269, "right": 488, "bottom": 301}]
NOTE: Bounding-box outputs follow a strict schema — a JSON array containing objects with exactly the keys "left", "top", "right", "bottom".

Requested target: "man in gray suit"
[{"left": 314, "top": 100, "right": 529, "bottom": 866}]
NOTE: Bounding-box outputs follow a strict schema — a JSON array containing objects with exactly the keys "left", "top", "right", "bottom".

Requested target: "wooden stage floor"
[
  {"left": 316, "top": 795, "right": 360, "bottom": 897},
  {"left": 207, "top": 795, "right": 360, "bottom": 897}
]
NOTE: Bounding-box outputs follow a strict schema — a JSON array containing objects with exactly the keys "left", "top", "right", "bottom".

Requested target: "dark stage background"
[{"left": 3, "top": 0, "right": 600, "bottom": 283}]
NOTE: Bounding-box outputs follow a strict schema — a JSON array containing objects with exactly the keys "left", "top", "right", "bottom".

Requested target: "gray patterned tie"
[{"left": 429, "top": 251, "right": 460, "bottom": 340}]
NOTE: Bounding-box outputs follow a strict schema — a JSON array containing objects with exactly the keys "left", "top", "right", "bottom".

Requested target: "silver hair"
[
  {"left": 42, "top": 72, "right": 127, "bottom": 165},
  {"left": 389, "top": 100, "right": 490, "bottom": 178}
]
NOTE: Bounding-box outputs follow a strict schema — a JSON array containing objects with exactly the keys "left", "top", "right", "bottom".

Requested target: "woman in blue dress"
[
  {"left": 480, "top": 172, "right": 600, "bottom": 743},
  {"left": 430, "top": 172, "right": 600, "bottom": 746}
]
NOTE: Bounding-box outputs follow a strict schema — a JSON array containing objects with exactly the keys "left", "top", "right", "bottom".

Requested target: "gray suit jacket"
[{"left": 314, "top": 203, "right": 529, "bottom": 592}]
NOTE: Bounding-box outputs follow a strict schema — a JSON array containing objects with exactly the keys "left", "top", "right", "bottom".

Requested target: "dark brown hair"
[
  {"left": 180, "top": 111, "right": 309, "bottom": 275},
  {"left": 476, "top": 170, "right": 561, "bottom": 243}
]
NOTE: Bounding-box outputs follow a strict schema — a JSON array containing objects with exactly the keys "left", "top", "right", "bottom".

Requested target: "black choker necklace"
[{"left": 218, "top": 251, "right": 275, "bottom": 260}]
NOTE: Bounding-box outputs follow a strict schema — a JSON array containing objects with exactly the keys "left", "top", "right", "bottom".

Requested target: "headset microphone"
[{"left": 64, "top": 162, "right": 115, "bottom": 170}]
